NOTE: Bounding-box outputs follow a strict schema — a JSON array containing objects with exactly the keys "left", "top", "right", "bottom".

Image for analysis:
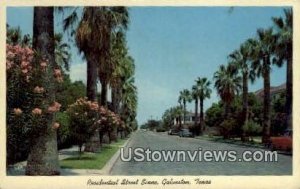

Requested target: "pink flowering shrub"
[
  {"left": 67, "top": 97, "right": 125, "bottom": 152},
  {"left": 7, "top": 44, "right": 64, "bottom": 143},
  {"left": 67, "top": 98, "right": 100, "bottom": 155}
]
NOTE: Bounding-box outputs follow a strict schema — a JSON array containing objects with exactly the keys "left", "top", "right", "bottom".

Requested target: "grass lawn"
[
  {"left": 198, "top": 135, "right": 264, "bottom": 148},
  {"left": 60, "top": 138, "right": 128, "bottom": 169}
]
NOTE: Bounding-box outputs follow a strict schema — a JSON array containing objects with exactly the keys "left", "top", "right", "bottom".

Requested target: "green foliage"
[
  {"left": 56, "top": 75, "right": 86, "bottom": 111},
  {"left": 67, "top": 98, "right": 99, "bottom": 154},
  {"left": 156, "top": 127, "right": 166, "bottom": 132},
  {"left": 56, "top": 112, "right": 71, "bottom": 148},
  {"left": 142, "top": 119, "right": 161, "bottom": 131},
  {"left": 243, "top": 120, "right": 262, "bottom": 136},
  {"left": 162, "top": 106, "right": 182, "bottom": 129},
  {"left": 205, "top": 103, "right": 223, "bottom": 127},
  {"left": 219, "top": 118, "right": 239, "bottom": 139}
]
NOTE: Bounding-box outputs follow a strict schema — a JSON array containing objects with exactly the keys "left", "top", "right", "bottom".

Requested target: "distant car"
[
  {"left": 269, "top": 129, "right": 292, "bottom": 152},
  {"left": 168, "top": 129, "right": 179, "bottom": 135},
  {"left": 179, "top": 129, "right": 194, "bottom": 137}
]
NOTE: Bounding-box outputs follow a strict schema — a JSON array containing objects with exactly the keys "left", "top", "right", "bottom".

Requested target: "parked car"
[
  {"left": 269, "top": 129, "right": 292, "bottom": 152},
  {"left": 179, "top": 129, "right": 194, "bottom": 137},
  {"left": 168, "top": 129, "right": 179, "bottom": 135}
]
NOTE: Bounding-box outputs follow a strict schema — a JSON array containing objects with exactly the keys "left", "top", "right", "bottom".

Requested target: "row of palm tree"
[
  {"left": 22, "top": 6, "right": 137, "bottom": 175},
  {"left": 177, "top": 77, "right": 212, "bottom": 135},
  {"left": 64, "top": 7, "right": 138, "bottom": 149},
  {"left": 214, "top": 8, "right": 292, "bottom": 143}
]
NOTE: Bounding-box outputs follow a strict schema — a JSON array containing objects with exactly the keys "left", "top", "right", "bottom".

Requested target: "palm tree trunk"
[
  {"left": 100, "top": 79, "right": 108, "bottom": 107},
  {"left": 84, "top": 56, "right": 101, "bottom": 152},
  {"left": 224, "top": 102, "right": 230, "bottom": 119},
  {"left": 26, "top": 7, "right": 60, "bottom": 175},
  {"left": 112, "top": 86, "right": 121, "bottom": 113},
  {"left": 199, "top": 97, "right": 204, "bottom": 135},
  {"left": 262, "top": 59, "right": 271, "bottom": 144},
  {"left": 194, "top": 98, "right": 198, "bottom": 134},
  {"left": 286, "top": 58, "right": 292, "bottom": 129},
  {"left": 86, "top": 56, "right": 97, "bottom": 101},
  {"left": 242, "top": 72, "right": 249, "bottom": 141},
  {"left": 183, "top": 102, "right": 186, "bottom": 125}
]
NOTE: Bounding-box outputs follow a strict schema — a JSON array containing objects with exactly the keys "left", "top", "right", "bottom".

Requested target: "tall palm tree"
[
  {"left": 214, "top": 64, "right": 241, "bottom": 118},
  {"left": 228, "top": 39, "right": 254, "bottom": 140},
  {"left": 178, "top": 89, "right": 192, "bottom": 125},
  {"left": 272, "top": 8, "right": 293, "bottom": 129},
  {"left": 195, "top": 77, "right": 212, "bottom": 134},
  {"left": 249, "top": 28, "right": 278, "bottom": 143},
  {"left": 75, "top": 8, "right": 98, "bottom": 101},
  {"left": 111, "top": 31, "right": 133, "bottom": 114},
  {"left": 25, "top": 7, "right": 60, "bottom": 175},
  {"left": 121, "top": 77, "right": 138, "bottom": 134},
  {"left": 96, "top": 7, "right": 129, "bottom": 107}
]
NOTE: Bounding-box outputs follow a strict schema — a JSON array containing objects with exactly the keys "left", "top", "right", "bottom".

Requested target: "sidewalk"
[{"left": 7, "top": 134, "right": 133, "bottom": 176}]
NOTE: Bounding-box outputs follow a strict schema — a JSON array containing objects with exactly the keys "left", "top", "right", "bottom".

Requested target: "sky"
[{"left": 7, "top": 7, "right": 287, "bottom": 125}]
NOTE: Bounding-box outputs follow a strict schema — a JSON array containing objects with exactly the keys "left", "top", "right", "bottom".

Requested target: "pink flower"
[
  {"left": 32, "top": 108, "right": 42, "bottom": 115},
  {"left": 90, "top": 102, "right": 99, "bottom": 111},
  {"left": 21, "top": 61, "right": 29, "bottom": 68},
  {"left": 6, "top": 60, "right": 13, "bottom": 70},
  {"left": 21, "top": 69, "right": 28, "bottom": 74},
  {"left": 54, "top": 69, "right": 62, "bottom": 77},
  {"left": 52, "top": 122, "right": 60, "bottom": 129},
  {"left": 33, "top": 86, "right": 45, "bottom": 94},
  {"left": 40, "top": 62, "right": 47, "bottom": 69},
  {"left": 13, "top": 108, "right": 22, "bottom": 115},
  {"left": 48, "top": 101, "right": 61, "bottom": 113},
  {"left": 55, "top": 76, "right": 63, "bottom": 83},
  {"left": 7, "top": 51, "right": 15, "bottom": 59}
]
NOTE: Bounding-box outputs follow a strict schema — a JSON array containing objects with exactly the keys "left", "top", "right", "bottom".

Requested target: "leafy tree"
[
  {"left": 162, "top": 106, "right": 183, "bottom": 129},
  {"left": 67, "top": 98, "right": 99, "bottom": 158},
  {"left": 205, "top": 102, "right": 224, "bottom": 128},
  {"left": 7, "top": 25, "right": 31, "bottom": 46},
  {"left": 242, "top": 120, "right": 262, "bottom": 141}
]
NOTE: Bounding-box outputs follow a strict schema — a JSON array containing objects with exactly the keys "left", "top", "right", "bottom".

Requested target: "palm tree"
[
  {"left": 111, "top": 31, "right": 133, "bottom": 114},
  {"left": 272, "top": 8, "right": 293, "bottom": 129},
  {"left": 54, "top": 33, "right": 71, "bottom": 71},
  {"left": 178, "top": 89, "right": 192, "bottom": 125},
  {"left": 95, "top": 7, "right": 129, "bottom": 107},
  {"left": 195, "top": 77, "right": 212, "bottom": 134},
  {"left": 228, "top": 39, "right": 254, "bottom": 140},
  {"left": 75, "top": 8, "right": 97, "bottom": 101},
  {"left": 214, "top": 64, "right": 241, "bottom": 118},
  {"left": 121, "top": 77, "right": 138, "bottom": 137},
  {"left": 7, "top": 25, "right": 32, "bottom": 46},
  {"left": 249, "top": 28, "right": 278, "bottom": 143},
  {"left": 25, "top": 7, "right": 60, "bottom": 175}
]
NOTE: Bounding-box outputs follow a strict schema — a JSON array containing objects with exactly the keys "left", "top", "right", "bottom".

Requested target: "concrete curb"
[{"left": 101, "top": 132, "right": 135, "bottom": 175}]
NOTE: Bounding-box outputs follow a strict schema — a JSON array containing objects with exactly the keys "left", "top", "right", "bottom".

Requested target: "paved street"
[{"left": 110, "top": 130, "right": 292, "bottom": 175}]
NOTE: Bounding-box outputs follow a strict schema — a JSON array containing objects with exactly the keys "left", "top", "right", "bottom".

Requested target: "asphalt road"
[{"left": 110, "top": 130, "right": 292, "bottom": 175}]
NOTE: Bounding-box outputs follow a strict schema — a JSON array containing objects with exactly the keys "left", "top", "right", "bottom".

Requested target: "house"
[
  {"left": 254, "top": 83, "right": 286, "bottom": 99},
  {"left": 173, "top": 111, "right": 200, "bottom": 126}
]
